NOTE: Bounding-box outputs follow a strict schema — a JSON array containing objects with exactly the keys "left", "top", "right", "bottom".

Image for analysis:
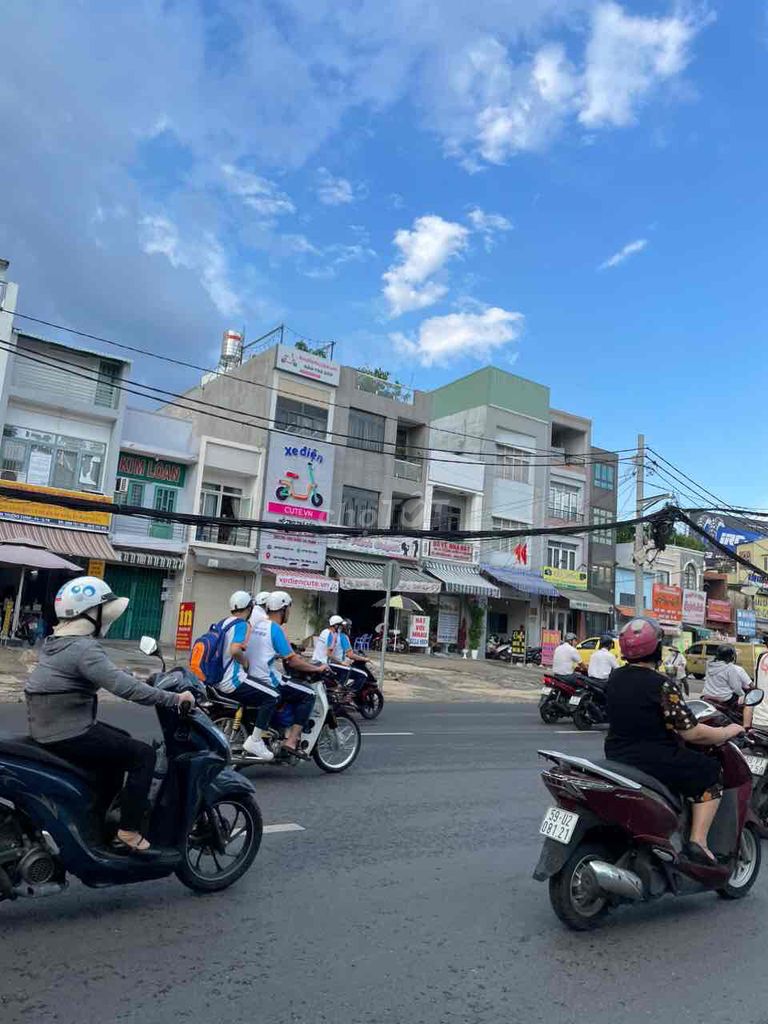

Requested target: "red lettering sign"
[
  {"left": 176, "top": 601, "right": 195, "bottom": 650},
  {"left": 707, "top": 599, "right": 732, "bottom": 624},
  {"left": 652, "top": 584, "right": 683, "bottom": 623}
]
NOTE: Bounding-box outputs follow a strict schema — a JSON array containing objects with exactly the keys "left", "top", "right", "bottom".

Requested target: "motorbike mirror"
[
  {"left": 745, "top": 688, "right": 765, "bottom": 707},
  {"left": 139, "top": 636, "right": 159, "bottom": 657}
]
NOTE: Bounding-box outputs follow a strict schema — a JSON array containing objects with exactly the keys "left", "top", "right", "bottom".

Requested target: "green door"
[{"left": 104, "top": 565, "right": 164, "bottom": 641}]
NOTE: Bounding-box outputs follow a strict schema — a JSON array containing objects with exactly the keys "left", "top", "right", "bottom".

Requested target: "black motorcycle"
[
  {"left": 526, "top": 646, "right": 542, "bottom": 666},
  {"left": 328, "top": 661, "right": 385, "bottom": 720},
  {"left": 569, "top": 674, "right": 609, "bottom": 731}
]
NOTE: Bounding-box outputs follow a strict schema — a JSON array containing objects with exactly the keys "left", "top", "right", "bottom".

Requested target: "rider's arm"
[
  {"left": 77, "top": 643, "right": 179, "bottom": 707},
  {"left": 662, "top": 680, "right": 743, "bottom": 744},
  {"left": 228, "top": 620, "right": 250, "bottom": 669}
]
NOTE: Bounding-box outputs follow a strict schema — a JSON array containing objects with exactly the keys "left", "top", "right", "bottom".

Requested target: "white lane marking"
[
  {"left": 553, "top": 730, "right": 600, "bottom": 734},
  {"left": 361, "top": 731, "right": 415, "bottom": 736},
  {"left": 263, "top": 823, "right": 306, "bottom": 834}
]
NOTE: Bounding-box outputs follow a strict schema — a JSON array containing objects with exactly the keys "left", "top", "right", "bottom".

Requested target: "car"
[
  {"left": 685, "top": 640, "right": 767, "bottom": 680},
  {"left": 575, "top": 636, "right": 623, "bottom": 668}
]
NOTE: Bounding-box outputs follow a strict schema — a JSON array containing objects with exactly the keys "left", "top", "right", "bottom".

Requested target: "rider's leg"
[
  {"left": 278, "top": 679, "right": 316, "bottom": 751},
  {"left": 236, "top": 682, "right": 278, "bottom": 759},
  {"left": 688, "top": 784, "right": 724, "bottom": 859}
]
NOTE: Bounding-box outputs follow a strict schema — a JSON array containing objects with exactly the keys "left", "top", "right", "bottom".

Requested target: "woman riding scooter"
[
  {"left": 24, "top": 577, "right": 194, "bottom": 855},
  {"left": 605, "top": 616, "right": 744, "bottom": 865}
]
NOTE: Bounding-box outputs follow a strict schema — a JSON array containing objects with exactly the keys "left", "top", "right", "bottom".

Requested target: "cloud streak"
[
  {"left": 392, "top": 306, "right": 524, "bottom": 367},
  {"left": 382, "top": 215, "right": 469, "bottom": 316},
  {"left": 599, "top": 237, "right": 648, "bottom": 270}
]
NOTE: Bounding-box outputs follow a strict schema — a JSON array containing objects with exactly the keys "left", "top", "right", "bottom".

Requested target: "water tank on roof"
[{"left": 220, "top": 329, "right": 244, "bottom": 370}]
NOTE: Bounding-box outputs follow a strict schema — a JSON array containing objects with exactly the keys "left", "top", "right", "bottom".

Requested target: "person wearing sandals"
[{"left": 25, "top": 577, "right": 194, "bottom": 855}]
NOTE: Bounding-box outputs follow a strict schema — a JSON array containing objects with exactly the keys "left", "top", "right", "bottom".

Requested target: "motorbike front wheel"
[
  {"left": 572, "top": 702, "right": 594, "bottom": 731},
  {"left": 549, "top": 841, "right": 614, "bottom": 930},
  {"left": 176, "top": 793, "right": 263, "bottom": 893},
  {"left": 358, "top": 688, "right": 384, "bottom": 720},
  {"left": 313, "top": 712, "right": 361, "bottom": 773}
]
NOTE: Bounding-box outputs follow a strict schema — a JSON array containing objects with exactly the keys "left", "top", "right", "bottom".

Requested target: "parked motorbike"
[
  {"left": 328, "top": 661, "right": 384, "bottom": 720},
  {"left": 206, "top": 672, "right": 362, "bottom": 773},
  {"left": 370, "top": 631, "right": 407, "bottom": 654},
  {"left": 486, "top": 635, "right": 512, "bottom": 661},
  {"left": 0, "top": 637, "right": 262, "bottom": 905},
  {"left": 568, "top": 675, "right": 609, "bottom": 731},
  {"left": 14, "top": 612, "right": 39, "bottom": 647},
  {"left": 534, "top": 689, "right": 765, "bottom": 930},
  {"left": 526, "top": 646, "right": 543, "bottom": 666},
  {"left": 539, "top": 668, "right": 588, "bottom": 725}
]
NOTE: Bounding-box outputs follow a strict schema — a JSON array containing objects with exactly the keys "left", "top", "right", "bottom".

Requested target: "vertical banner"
[
  {"left": 176, "top": 601, "right": 195, "bottom": 650},
  {"left": 408, "top": 614, "right": 430, "bottom": 648},
  {"left": 87, "top": 559, "right": 106, "bottom": 579},
  {"left": 541, "top": 628, "right": 561, "bottom": 667},
  {"left": 652, "top": 584, "right": 683, "bottom": 623}
]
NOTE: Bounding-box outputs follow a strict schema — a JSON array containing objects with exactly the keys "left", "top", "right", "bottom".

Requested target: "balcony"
[
  {"left": 112, "top": 515, "right": 188, "bottom": 547},
  {"left": 547, "top": 505, "right": 582, "bottom": 521},
  {"left": 12, "top": 350, "right": 120, "bottom": 410},
  {"left": 394, "top": 457, "right": 422, "bottom": 482},
  {"left": 195, "top": 523, "right": 254, "bottom": 548},
  {"left": 549, "top": 446, "right": 587, "bottom": 474},
  {"left": 354, "top": 369, "right": 414, "bottom": 405}
]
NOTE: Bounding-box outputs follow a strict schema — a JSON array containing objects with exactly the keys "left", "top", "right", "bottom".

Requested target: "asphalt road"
[{"left": 1, "top": 700, "right": 767, "bottom": 1024}]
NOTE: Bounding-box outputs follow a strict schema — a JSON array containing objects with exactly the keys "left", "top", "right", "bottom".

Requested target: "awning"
[
  {"left": 0, "top": 540, "right": 80, "bottom": 572},
  {"left": 0, "top": 521, "right": 117, "bottom": 562},
  {"left": 423, "top": 560, "right": 500, "bottom": 597},
  {"left": 480, "top": 565, "right": 559, "bottom": 597},
  {"left": 116, "top": 549, "right": 185, "bottom": 571},
  {"left": 326, "top": 558, "right": 441, "bottom": 594},
  {"left": 557, "top": 589, "right": 614, "bottom": 614},
  {"left": 192, "top": 547, "right": 261, "bottom": 573}
]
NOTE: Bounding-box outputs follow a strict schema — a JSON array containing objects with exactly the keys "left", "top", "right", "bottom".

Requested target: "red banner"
[
  {"left": 176, "top": 601, "right": 195, "bottom": 650},
  {"left": 652, "top": 584, "right": 683, "bottom": 623},
  {"left": 707, "top": 599, "right": 732, "bottom": 623},
  {"left": 541, "top": 629, "right": 561, "bottom": 667}
]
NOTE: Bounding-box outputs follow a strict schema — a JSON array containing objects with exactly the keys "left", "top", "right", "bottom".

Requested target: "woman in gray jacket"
[{"left": 25, "top": 576, "right": 193, "bottom": 855}]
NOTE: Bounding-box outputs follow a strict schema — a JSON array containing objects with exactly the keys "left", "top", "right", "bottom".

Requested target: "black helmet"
[
  {"left": 599, "top": 634, "right": 614, "bottom": 649},
  {"left": 715, "top": 644, "right": 736, "bottom": 663}
]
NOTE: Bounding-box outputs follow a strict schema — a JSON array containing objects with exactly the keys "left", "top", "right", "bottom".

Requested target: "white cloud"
[
  {"left": 467, "top": 206, "right": 513, "bottom": 250},
  {"left": 580, "top": 3, "right": 701, "bottom": 128},
  {"left": 221, "top": 164, "right": 295, "bottom": 218},
  {"left": 316, "top": 167, "right": 358, "bottom": 205},
  {"left": 383, "top": 215, "right": 469, "bottom": 316},
  {"left": 599, "top": 237, "right": 648, "bottom": 270},
  {"left": 392, "top": 306, "right": 524, "bottom": 366}
]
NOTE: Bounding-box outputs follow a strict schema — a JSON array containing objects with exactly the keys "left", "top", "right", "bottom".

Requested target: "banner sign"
[
  {"left": 117, "top": 452, "right": 186, "bottom": 487},
  {"left": 754, "top": 594, "right": 768, "bottom": 622},
  {"left": 436, "top": 597, "right": 460, "bottom": 644},
  {"left": 408, "top": 614, "right": 430, "bottom": 648},
  {"left": 682, "top": 589, "right": 707, "bottom": 625},
  {"left": 176, "top": 601, "right": 195, "bottom": 650},
  {"left": 276, "top": 344, "right": 340, "bottom": 386},
  {"left": 707, "top": 599, "right": 732, "bottom": 623},
  {"left": 87, "top": 559, "right": 105, "bottom": 579},
  {"left": 0, "top": 480, "right": 111, "bottom": 531},
  {"left": 426, "top": 539, "right": 476, "bottom": 563},
  {"left": 330, "top": 536, "right": 420, "bottom": 561},
  {"left": 542, "top": 566, "right": 588, "bottom": 591},
  {"left": 541, "top": 629, "right": 561, "bottom": 667},
  {"left": 260, "top": 531, "right": 328, "bottom": 572},
  {"left": 274, "top": 571, "right": 339, "bottom": 593},
  {"left": 737, "top": 609, "right": 757, "bottom": 638},
  {"left": 652, "top": 583, "right": 683, "bottom": 623}
]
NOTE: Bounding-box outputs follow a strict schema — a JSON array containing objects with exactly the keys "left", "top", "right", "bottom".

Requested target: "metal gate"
[{"left": 104, "top": 565, "right": 163, "bottom": 641}]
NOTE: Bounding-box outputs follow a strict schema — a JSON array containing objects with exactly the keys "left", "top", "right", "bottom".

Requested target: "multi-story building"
[
  {"left": 615, "top": 541, "right": 707, "bottom": 637},
  {"left": 586, "top": 446, "right": 619, "bottom": 635}
]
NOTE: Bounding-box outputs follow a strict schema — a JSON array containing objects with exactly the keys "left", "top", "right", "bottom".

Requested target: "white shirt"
[
  {"left": 702, "top": 660, "right": 752, "bottom": 701},
  {"left": 313, "top": 628, "right": 333, "bottom": 664},
  {"left": 552, "top": 643, "right": 581, "bottom": 676},
  {"left": 589, "top": 649, "right": 619, "bottom": 680},
  {"left": 250, "top": 605, "right": 268, "bottom": 626},
  {"left": 245, "top": 618, "right": 292, "bottom": 687}
]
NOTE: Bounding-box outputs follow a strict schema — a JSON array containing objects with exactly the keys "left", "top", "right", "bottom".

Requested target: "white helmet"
[
  {"left": 55, "top": 576, "right": 128, "bottom": 635},
  {"left": 230, "top": 590, "right": 253, "bottom": 612},
  {"left": 266, "top": 591, "right": 292, "bottom": 612},
  {"left": 255, "top": 590, "right": 270, "bottom": 607},
  {"left": 329, "top": 615, "right": 344, "bottom": 627}
]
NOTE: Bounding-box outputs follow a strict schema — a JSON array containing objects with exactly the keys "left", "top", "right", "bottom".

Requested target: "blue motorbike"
[{"left": 0, "top": 639, "right": 262, "bottom": 904}]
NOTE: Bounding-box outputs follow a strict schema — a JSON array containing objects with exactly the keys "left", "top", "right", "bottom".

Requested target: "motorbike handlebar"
[{"left": 178, "top": 699, "right": 195, "bottom": 716}]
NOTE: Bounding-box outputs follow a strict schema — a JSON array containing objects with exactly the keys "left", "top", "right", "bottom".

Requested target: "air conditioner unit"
[{"left": 114, "top": 478, "right": 129, "bottom": 502}]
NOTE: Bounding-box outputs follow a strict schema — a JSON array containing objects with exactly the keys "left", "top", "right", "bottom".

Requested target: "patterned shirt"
[{"left": 661, "top": 679, "right": 696, "bottom": 732}]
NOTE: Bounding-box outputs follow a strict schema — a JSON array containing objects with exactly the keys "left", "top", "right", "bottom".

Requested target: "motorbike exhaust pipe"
[{"left": 585, "top": 860, "right": 644, "bottom": 901}]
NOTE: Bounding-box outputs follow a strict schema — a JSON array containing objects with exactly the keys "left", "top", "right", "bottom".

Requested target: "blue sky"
[{"left": 1, "top": 1, "right": 766, "bottom": 508}]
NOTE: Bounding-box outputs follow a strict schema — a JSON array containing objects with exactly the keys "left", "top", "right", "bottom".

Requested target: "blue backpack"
[{"left": 189, "top": 618, "right": 239, "bottom": 687}]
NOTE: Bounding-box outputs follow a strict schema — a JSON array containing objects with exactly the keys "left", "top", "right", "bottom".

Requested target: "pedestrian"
[{"left": 664, "top": 644, "right": 690, "bottom": 696}]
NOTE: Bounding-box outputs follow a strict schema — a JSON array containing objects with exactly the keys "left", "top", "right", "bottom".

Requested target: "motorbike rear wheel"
[
  {"left": 549, "top": 841, "right": 614, "bottom": 930},
  {"left": 572, "top": 702, "right": 594, "bottom": 731},
  {"left": 539, "top": 699, "right": 562, "bottom": 725},
  {"left": 717, "top": 825, "right": 761, "bottom": 900},
  {"left": 212, "top": 716, "right": 247, "bottom": 751},
  {"left": 313, "top": 712, "right": 361, "bottom": 773},
  {"left": 176, "top": 793, "right": 262, "bottom": 893},
  {"left": 358, "top": 688, "right": 384, "bottom": 720}
]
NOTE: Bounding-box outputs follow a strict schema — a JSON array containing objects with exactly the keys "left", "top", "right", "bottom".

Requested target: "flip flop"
[
  {"left": 280, "top": 743, "right": 310, "bottom": 760},
  {"left": 112, "top": 835, "right": 155, "bottom": 856}
]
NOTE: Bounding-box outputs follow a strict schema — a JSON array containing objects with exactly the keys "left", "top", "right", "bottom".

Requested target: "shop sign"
[
  {"left": 408, "top": 614, "right": 430, "bottom": 648},
  {"left": 87, "top": 559, "right": 105, "bottom": 579},
  {"left": 117, "top": 452, "right": 187, "bottom": 487},
  {"left": 652, "top": 583, "right": 683, "bottom": 623},
  {"left": 682, "top": 589, "right": 706, "bottom": 625},
  {"left": 541, "top": 628, "right": 561, "bottom": 667},
  {"left": 510, "top": 629, "right": 526, "bottom": 659},
  {"left": 426, "top": 539, "right": 476, "bottom": 563},
  {"left": 331, "top": 536, "right": 420, "bottom": 561},
  {"left": 436, "top": 597, "right": 460, "bottom": 644},
  {"left": 276, "top": 344, "right": 340, "bottom": 386},
  {"left": 716, "top": 525, "right": 765, "bottom": 551},
  {"left": 274, "top": 571, "right": 339, "bottom": 593},
  {"left": 117, "top": 550, "right": 184, "bottom": 571},
  {"left": 176, "top": 601, "right": 195, "bottom": 650},
  {"left": 260, "top": 530, "right": 328, "bottom": 572},
  {"left": 754, "top": 593, "right": 768, "bottom": 622},
  {"left": 542, "top": 566, "right": 588, "bottom": 591},
  {"left": 707, "top": 599, "right": 732, "bottom": 623},
  {"left": 737, "top": 609, "right": 757, "bottom": 637},
  {"left": 0, "top": 480, "right": 111, "bottom": 531}
]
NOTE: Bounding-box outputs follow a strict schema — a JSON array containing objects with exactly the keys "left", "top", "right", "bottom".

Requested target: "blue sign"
[
  {"left": 737, "top": 609, "right": 757, "bottom": 638},
  {"left": 715, "top": 525, "right": 765, "bottom": 551}
]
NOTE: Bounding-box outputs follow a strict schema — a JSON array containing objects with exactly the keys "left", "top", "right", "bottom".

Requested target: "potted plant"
[{"left": 468, "top": 603, "right": 485, "bottom": 660}]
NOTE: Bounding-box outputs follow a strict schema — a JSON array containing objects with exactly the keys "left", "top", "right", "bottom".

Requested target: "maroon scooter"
[{"left": 533, "top": 689, "right": 765, "bottom": 930}]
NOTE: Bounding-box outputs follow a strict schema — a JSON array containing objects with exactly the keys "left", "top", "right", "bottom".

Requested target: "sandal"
[
  {"left": 113, "top": 833, "right": 153, "bottom": 855},
  {"left": 280, "top": 743, "right": 309, "bottom": 760},
  {"left": 683, "top": 842, "right": 718, "bottom": 866}
]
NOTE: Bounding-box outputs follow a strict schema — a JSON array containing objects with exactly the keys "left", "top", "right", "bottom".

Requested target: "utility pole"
[{"left": 634, "top": 433, "right": 645, "bottom": 616}]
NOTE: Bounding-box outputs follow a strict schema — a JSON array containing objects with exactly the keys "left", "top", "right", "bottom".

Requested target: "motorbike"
[
  {"left": 205, "top": 672, "right": 362, "bottom": 773},
  {"left": 568, "top": 674, "right": 609, "bottom": 731},
  {"left": 14, "top": 612, "right": 39, "bottom": 647},
  {"left": 328, "top": 660, "right": 384, "bottom": 720},
  {"left": 533, "top": 689, "right": 765, "bottom": 930},
  {"left": 538, "top": 667, "right": 588, "bottom": 725},
  {"left": 0, "top": 636, "right": 262, "bottom": 905},
  {"left": 526, "top": 646, "right": 543, "bottom": 666},
  {"left": 370, "top": 630, "right": 407, "bottom": 654},
  {"left": 486, "top": 635, "right": 512, "bottom": 662}
]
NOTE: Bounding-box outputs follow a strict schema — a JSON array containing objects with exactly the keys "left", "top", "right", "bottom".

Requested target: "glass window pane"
[
  {"left": 1, "top": 438, "right": 27, "bottom": 481},
  {"left": 51, "top": 449, "right": 78, "bottom": 490},
  {"left": 348, "top": 410, "right": 385, "bottom": 453}
]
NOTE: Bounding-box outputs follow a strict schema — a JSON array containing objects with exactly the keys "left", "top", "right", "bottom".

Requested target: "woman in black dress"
[{"left": 606, "top": 617, "right": 743, "bottom": 865}]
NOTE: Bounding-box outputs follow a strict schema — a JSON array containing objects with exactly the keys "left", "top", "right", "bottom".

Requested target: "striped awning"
[
  {"left": 0, "top": 521, "right": 117, "bottom": 562},
  {"left": 423, "top": 560, "right": 500, "bottom": 597},
  {"left": 326, "top": 558, "right": 442, "bottom": 594},
  {"left": 557, "top": 589, "right": 613, "bottom": 614},
  {"left": 481, "top": 565, "right": 559, "bottom": 597}
]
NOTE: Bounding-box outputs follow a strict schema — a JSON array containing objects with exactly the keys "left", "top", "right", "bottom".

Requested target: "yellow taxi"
[
  {"left": 685, "top": 641, "right": 767, "bottom": 680},
  {"left": 576, "top": 636, "right": 681, "bottom": 671}
]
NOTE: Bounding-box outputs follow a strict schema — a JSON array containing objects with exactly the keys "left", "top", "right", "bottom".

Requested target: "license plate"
[
  {"left": 539, "top": 807, "right": 580, "bottom": 844},
  {"left": 569, "top": 695, "right": 582, "bottom": 706},
  {"left": 745, "top": 755, "right": 768, "bottom": 776},
  {"left": 540, "top": 686, "right": 553, "bottom": 696}
]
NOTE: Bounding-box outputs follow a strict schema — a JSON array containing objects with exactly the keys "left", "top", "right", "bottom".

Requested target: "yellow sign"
[
  {"left": 88, "top": 560, "right": 106, "bottom": 579},
  {"left": 0, "top": 481, "right": 112, "bottom": 530},
  {"left": 542, "top": 566, "right": 588, "bottom": 591},
  {"left": 754, "top": 594, "right": 768, "bottom": 621}
]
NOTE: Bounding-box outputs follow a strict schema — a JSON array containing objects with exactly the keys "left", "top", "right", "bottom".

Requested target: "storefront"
[
  {"left": 480, "top": 565, "right": 560, "bottom": 649},
  {"left": 186, "top": 549, "right": 261, "bottom": 641},
  {"left": 327, "top": 556, "right": 441, "bottom": 640},
  {"left": 259, "top": 568, "right": 339, "bottom": 645},
  {"left": 104, "top": 551, "right": 185, "bottom": 641}
]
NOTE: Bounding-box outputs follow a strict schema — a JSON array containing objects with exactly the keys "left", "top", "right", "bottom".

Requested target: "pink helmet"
[{"left": 619, "top": 616, "right": 663, "bottom": 661}]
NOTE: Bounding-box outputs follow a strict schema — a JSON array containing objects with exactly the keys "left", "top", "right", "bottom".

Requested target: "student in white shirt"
[
  {"left": 312, "top": 615, "right": 344, "bottom": 664},
  {"left": 589, "top": 636, "right": 619, "bottom": 681},
  {"left": 250, "top": 591, "right": 270, "bottom": 626},
  {"left": 552, "top": 633, "right": 585, "bottom": 680}
]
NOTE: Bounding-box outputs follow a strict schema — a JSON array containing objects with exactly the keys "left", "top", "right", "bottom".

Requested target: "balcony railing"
[
  {"left": 547, "top": 505, "right": 582, "bottom": 521},
  {"left": 394, "top": 457, "right": 422, "bottom": 482},
  {"left": 112, "top": 515, "right": 188, "bottom": 545},
  {"left": 195, "top": 523, "right": 254, "bottom": 548},
  {"left": 354, "top": 370, "right": 414, "bottom": 405}
]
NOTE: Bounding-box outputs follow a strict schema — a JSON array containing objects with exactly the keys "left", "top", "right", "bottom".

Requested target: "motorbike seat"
[
  {"left": 0, "top": 735, "right": 97, "bottom": 785},
  {"left": 209, "top": 692, "right": 242, "bottom": 710},
  {"left": 596, "top": 759, "right": 682, "bottom": 811}
]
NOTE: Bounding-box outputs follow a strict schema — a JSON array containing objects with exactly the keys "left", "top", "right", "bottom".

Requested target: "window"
[
  {"left": 547, "top": 540, "right": 578, "bottom": 571},
  {"left": 151, "top": 486, "right": 177, "bottom": 540},
  {"left": 655, "top": 570, "right": 670, "bottom": 585},
  {"left": 274, "top": 396, "right": 328, "bottom": 439},
  {"left": 196, "top": 483, "right": 251, "bottom": 546},
  {"left": 341, "top": 486, "right": 379, "bottom": 528},
  {"left": 114, "top": 479, "right": 145, "bottom": 506},
  {"left": 591, "top": 508, "right": 615, "bottom": 545},
  {"left": 488, "top": 516, "right": 527, "bottom": 554},
  {"left": 0, "top": 426, "right": 106, "bottom": 492},
  {"left": 95, "top": 359, "right": 121, "bottom": 408},
  {"left": 579, "top": 638, "right": 599, "bottom": 651},
  {"left": 619, "top": 592, "right": 635, "bottom": 607},
  {"left": 682, "top": 563, "right": 698, "bottom": 590},
  {"left": 431, "top": 502, "right": 462, "bottom": 532},
  {"left": 688, "top": 643, "right": 702, "bottom": 656},
  {"left": 495, "top": 445, "right": 530, "bottom": 484},
  {"left": 488, "top": 611, "right": 508, "bottom": 635},
  {"left": 348, "top": 409, "right": 386, "bottom": 453},
  {"left": 549, "top": 482, "right": 580, "bottom": 520},
  {"left": 395, "top": 425, "right": 409, "bottom": 459},
  {"left": 590, "top": 564, "right": 613, "bottom": 591},
  {"left": 593, "top": 462, "right": 615, "bottom": 490}
]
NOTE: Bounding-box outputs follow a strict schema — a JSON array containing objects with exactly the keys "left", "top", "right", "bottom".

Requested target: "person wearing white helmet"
[
  {"left": 250, "top": 590, "right": 270, "bottom": 626},
  {"left": 25, "top": 576, "right": 195, "bottom": 855},
  {"left": 312, "top": 614, "right": 345, "bottom": 665},
  {"left": 215, "top": 591, "right": 255, "bottom": 697},
  {"left": 246, "top": 591, "right": 331, "bottom": 755}
]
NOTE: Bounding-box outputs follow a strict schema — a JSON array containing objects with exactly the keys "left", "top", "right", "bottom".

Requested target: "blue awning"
[{"left": 481, "top": 565, "right": 559, "bottom": 597}]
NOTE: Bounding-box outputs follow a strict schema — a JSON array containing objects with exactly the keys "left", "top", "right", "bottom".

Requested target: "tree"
[
  {"left": 357, "top": 365, "right": 406, "bottom": 400},
  {"left": 295, "top": 339, "right": 329, "bottom": 357}
]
